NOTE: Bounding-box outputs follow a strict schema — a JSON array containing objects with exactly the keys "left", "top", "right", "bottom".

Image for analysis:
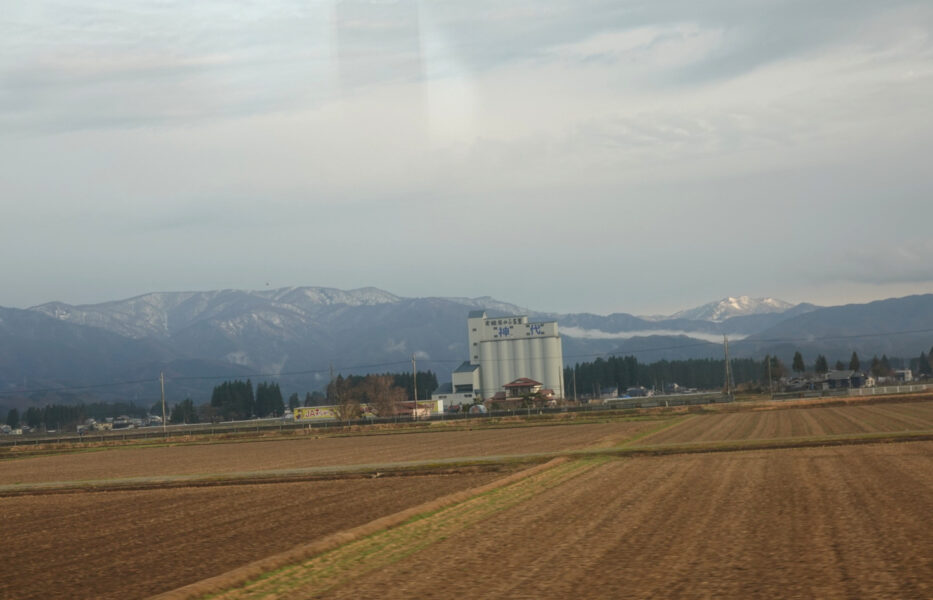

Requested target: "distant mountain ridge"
[
  {"left": 30, "top": 287, "right": 404, "bottom": 339},
  {"left": 661, "top": 296, "right": 798, "bottom": 322},
  {"left": 1, "top": 287, "right": 931, "bottom": 408}
]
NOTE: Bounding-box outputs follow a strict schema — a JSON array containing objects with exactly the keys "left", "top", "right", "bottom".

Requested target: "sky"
[{"left": 2, "top": 0, "right": 932, "bottom": 316}]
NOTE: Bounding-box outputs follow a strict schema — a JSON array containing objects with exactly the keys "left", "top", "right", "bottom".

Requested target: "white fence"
[{"left": 849, "top": 383, "right": 930, "bottom": 396}]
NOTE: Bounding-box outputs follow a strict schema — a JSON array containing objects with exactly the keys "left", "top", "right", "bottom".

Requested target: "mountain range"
[{"left": 2, "top": 287, "right": 932, "bottom": 409}]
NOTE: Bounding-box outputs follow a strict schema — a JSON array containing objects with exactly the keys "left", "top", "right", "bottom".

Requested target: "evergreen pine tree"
[
  {"left": 255, "top": 382, "right": 268, "bottom": 417},
  {"left": 270, "top": 383, "right": 285, "bottom": 416},
  {"left": 880, "top": 354, "right": 891, "bottom": 376},
  {"left": 919, "top": 351, "right": 932, "bottom": 376},
  {"left": 848, "top": 352, "right": 860, "bottom": 372},
  {"left": 792, "top": 351, "right": 805, "bottom": 374},
  {"left": 814, "top": 355, "right": 829, "bottom": 374},
  {"left": 25, "top": 407, "right": 42, "bottom": 428},
  {"left": 170, "top": 398, "right": 198, "bottom": 424}
]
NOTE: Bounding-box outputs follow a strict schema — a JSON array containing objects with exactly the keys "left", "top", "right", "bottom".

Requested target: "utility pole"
[
  {"left": 411, "top": 354, "right": 418, "bottom": 421},
  {"left": 723, "top": 335, "right": 734, "bottom": 399},
  {"left": 572, "top": 367, "right": 578, "bottom": 404},
  {"left": 558, "top": 365, "right": 566, "bottom": 404},
  {"left": 160, "top": 371, "right": 167, "bottom": 435},
  {"left": 767, "top": 356, "right": 774, "bottom": 400}
]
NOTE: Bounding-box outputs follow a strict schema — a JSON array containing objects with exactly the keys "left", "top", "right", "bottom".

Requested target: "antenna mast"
[
  {"left": 411, "top": 354, "right": 418, "bottom": 421},
  {"left": 160, "top": 371, "right": 167, "bottom": 435}
]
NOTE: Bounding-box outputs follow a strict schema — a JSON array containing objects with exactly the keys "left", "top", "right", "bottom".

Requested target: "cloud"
[
  {"left": 0, "top": 1, "right": 931, "bottom": 314},
  {"left": 383, "top": 339, "right": 407, "bottom": 354},
  {"left": 550, "top": 24, "right": 724, "bottom": 70},
  {"left": 562, "top": 327, "right": 745, "bottom": 344}
]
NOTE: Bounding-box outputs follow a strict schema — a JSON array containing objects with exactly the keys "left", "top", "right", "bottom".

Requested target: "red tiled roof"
[{"left": 503, "top": 378, "right": 543, "bottom": 387}]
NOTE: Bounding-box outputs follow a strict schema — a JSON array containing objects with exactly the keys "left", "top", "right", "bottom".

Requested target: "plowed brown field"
[
  {"left": 8, "top": 405, "right": 933, "bottom": 600},
  {"left": 288, "top": 442, "right": 933, "bottom": 600},
  {"left": 0, "top": 472, "right": 503, "bottom": 600},
  {"left": 636, "top": 400, "right": 933, "bottom": 445},
  {"left": 0, "top": 420, "right": 660, "bottom": 485}
]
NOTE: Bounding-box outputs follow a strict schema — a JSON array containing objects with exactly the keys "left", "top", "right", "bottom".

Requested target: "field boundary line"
[
  {"left": 616, "top": 414, "right": 695, "bottom": 448},
  {"left": 0, "top": 414, "right": 661, "bottom": 460},
  {"left": 147, "top": 457, "right": 572, "bottom": 600},
  {"left": 7, "top": 395, "right": 929, "bottom": 460},
  {"left": 5, "top": 429, "right": 931, "bottom": 498},
  {"left": 0, "top": 457, "right": 541, "bottom": 497},
  {"left": 614, "top": 429, "right": 933, "bottom": 456}
]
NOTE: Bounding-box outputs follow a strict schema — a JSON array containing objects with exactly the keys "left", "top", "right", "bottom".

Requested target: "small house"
[{"left": 824, "top": 370, "right": 865, "bottom": 389}]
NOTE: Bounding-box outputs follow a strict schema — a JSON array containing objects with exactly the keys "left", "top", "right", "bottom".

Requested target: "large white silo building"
[{"left": 449, "top": 310, "right": 564, "bottom": 401}]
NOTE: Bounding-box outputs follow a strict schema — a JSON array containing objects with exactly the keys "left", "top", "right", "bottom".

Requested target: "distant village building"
[
  {"left": 486, "top": 378, "right": 556, "bottom": 410},
  {"left": 430, "top": 382, "right": 474, "bottom": 410},
  {"left": 823, "top": 370, "right": 866, "bottom": 389},
  {"left": 894, "top": 369, "right": 913, "bottom": 383},
  {"left": 625, "top": 386, "right": 652, "bottom": 398},
  {"left": 504, "top": 377, "right": 546, "bottom": 398},
  {"left": 435, "top": 310, "right": 564, "bottom": 407}
]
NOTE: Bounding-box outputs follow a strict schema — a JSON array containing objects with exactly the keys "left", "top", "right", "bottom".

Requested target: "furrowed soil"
[
  {"left": 0, "top": 420, "right": 661, "bottom": 485},
  {"left": 217, "top": 442, "right": 933, "bottom": 600},
  {"left": 0, "top": 472, "right": 504, "bottom": 600},
  {"left": 635, "top": 400, "right": 933, "bottom": 446}
]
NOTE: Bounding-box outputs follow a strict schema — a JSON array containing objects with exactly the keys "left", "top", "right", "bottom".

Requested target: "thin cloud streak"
[{"left": 562, "top": 327, "right": 746, "bottom": 344}]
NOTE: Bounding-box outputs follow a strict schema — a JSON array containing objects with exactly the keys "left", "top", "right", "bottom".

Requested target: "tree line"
[
  {"left": 788, "top": 348, "right": 933, "bottom": 378},
  {"left": 9, "top": 351, "right": 931, "bottom": 430},
  {"left": 564, "top": 356, "right": 763, "bottom": 395},
  {"left": 7, "top": 401, "right": 153, "bottom": 431},
  {"left": 566, "top": 346, "right": 933, "bottom": 396},
  {"left": 203, "top": 370, "right": 437, "bottom": 422},
  {"left": 205, "top": 380, "right": 285, "bottom": 421}
]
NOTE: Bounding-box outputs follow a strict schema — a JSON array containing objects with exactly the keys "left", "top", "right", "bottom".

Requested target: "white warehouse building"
[{"left": 448, "top": 310, "right": 564, "bottom": 402}]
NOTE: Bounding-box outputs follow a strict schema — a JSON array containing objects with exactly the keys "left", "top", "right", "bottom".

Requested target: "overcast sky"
[{"left": 2, "top": 1, "right": 932, "bottom": 316}]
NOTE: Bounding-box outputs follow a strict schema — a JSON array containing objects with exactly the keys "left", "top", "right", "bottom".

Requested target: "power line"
[
  {"left": 168, "top": 359, "right": 412, "bottom": 383},
  {"left": 0, "top": 377, "right": 158, "bottom": 397},
  {"left": 730, "top": 326, "right": 933, "bottom": 345},
  {"left": 0, "top": 360, "right": 414, "bottom": 397},
  {"left": 2, "top": 325, "right": 931, "bottom": 397}
]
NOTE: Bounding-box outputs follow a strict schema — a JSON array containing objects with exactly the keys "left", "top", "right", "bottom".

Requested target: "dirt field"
[
  {"left": 214, "top": 441, "right": 933, "bottom": 600},
  {"left": 7, "top": 404, "right": 932, "bottom": 600},
  {"left": 0, "top": 472, "right": 505, "bottom": 600},
  {"left": 0, "top": 420, "right": 661, "bottom": 485},
  {"left": 635, "top": 400, "right": 933, "bottom": 445}
]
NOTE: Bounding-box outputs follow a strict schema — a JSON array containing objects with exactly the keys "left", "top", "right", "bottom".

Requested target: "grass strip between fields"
[
  {"left": 615, "top": 414, "right": 695, "bottom": 448},
  {"left": 204, "top": 458, "right": 604, "bottom": 600},
  {"left": 147, "top": 457, "right": 599, "bottom": 600},
  {"left": 160, "top": 429, "right": 933, "bottom": 599}
]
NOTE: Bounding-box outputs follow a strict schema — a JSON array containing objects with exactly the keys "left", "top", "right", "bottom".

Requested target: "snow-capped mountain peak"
[{"left": 670, "top": 296, "right": 795, "bottom": 322}]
